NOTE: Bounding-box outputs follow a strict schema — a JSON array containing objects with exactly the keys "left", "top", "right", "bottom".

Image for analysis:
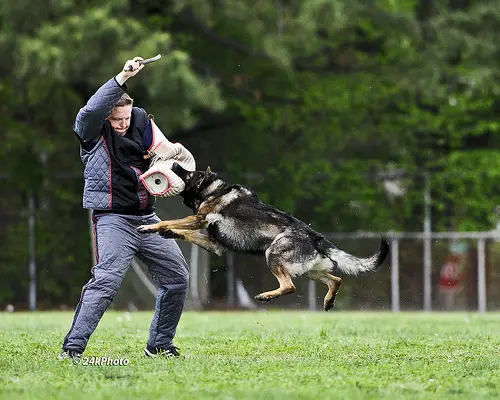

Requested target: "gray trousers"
[{"left": 62, "top": 212, "right": 189, "bottom": 353}]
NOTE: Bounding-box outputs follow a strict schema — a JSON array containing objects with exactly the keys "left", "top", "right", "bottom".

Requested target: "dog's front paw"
[
  {"left": 137, "top": 224, "right": 159, "bottom": 234},
  {"left": 159, "top": 229, "right": 184, "bottom": 240}
]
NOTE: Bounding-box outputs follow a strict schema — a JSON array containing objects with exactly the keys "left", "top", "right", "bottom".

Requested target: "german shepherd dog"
[{"left": 138, "top": 163, "right": 389, "bottom": 311}]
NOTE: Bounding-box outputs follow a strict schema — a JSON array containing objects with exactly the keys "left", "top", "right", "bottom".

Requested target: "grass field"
[{"left": 1, "top": 311, "right": 500, "bottom": 399}]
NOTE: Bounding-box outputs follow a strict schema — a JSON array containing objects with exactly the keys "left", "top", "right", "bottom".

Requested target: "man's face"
[{"left": 107, "top": 105, "right": 132, "bottom": 135}]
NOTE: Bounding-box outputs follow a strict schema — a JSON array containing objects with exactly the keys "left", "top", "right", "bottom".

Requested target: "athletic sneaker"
[
  {"left": 144, "top": 344, "right": 180, "bottom": 358},
  {"left": 58, "top": 350, "right": 82, "bottom": 364}
]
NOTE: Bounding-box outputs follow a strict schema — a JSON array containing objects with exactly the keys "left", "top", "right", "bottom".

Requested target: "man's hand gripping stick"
[{"left": 124, "top": 54, "right": 162, "bottom": 72}]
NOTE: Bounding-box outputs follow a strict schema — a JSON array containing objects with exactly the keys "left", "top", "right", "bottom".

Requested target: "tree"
[
  {"left": 163, "top": 0, "right": 500, "bottom": 231},
  {"left": 2, "top": 0, "right": 500, "bottom": 307},
  {"left": 0, "top": 0, "right": 224, "bottom": 306}
]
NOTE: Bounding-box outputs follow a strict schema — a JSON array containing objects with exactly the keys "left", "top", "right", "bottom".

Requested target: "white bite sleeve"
[{"left": 140, "top": 118, "right": 196, "bottom": 197}]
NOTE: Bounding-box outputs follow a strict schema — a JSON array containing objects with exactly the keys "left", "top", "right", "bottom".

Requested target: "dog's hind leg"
[
  {"left": 254, "top": 263, "right": 296, "bottom": 303},
  {"left": 311, "top": 273, "right": 343, "bottom": 311}
]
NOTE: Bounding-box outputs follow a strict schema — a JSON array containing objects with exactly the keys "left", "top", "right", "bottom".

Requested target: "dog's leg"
[
  {"left": 254, "top": 264, "right": 296, "bottom": 302},
  {"left": 137, "top": 215, "right": 206, "bottom": 233},
  {"left": 313, "top": 273, "right": 343, "bottom": 311},
  {"left": 161, "top": 228, "right": 227, "bottom": 256}
]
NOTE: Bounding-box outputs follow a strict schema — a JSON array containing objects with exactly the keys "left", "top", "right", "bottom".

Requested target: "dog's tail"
[{"left": 316, "top": 237, "right": 390, "bottom": 275}]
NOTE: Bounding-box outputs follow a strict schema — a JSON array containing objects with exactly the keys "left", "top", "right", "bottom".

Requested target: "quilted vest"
[{"left": 80, "top": 107, "right": 156, "bottom": 213}]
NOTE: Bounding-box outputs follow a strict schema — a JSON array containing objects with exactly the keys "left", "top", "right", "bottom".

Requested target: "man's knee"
[
  {"left": 169, "top": 256, "right": 190, "bottom": 286},
  {"left": 84, "top": 274, "right": 123, "bottom": 299},
  {"left": 172, "top": 266, "right": 189, "bottom": 290},
  {"left": 160, "top": 267, "right": 189, "bottom": 292}
]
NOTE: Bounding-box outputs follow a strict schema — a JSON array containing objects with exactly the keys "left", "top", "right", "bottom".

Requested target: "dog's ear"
[{"left": 206, "top": 166, "right": 212, "bottom": 174}]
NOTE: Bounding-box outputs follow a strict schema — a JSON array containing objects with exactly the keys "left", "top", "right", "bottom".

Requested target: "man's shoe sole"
[
  {"left": 144, "top": 346, "right": 179, "bottom": 358},
  {"left": 144, "top": 346, "right": 158, "bottom": 358}
]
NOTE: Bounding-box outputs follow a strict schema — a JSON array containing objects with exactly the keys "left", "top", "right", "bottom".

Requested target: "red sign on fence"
[
  {"left": 439, "top": 255, "right": 464, "bottom": 289},
  {"left": 438, "top": 241, "right": 468, "bottom": 290}
]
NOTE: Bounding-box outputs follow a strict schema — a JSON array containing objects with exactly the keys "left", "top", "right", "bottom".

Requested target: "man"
[{"left": 59, "top": 57, "right": 189, "bottom": 363}]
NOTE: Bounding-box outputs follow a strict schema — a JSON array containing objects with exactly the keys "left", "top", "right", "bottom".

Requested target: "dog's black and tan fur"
[{"left": 138, "top": 163, "right": 389, "bottom": 311}]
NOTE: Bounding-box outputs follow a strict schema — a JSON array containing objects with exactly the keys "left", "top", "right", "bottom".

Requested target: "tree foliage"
[{"left": 1, "top": 0, "right": 500, "bottom": 306}]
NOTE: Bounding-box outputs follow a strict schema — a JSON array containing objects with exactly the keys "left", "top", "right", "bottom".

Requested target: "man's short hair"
[{"left": 115, "top": 93, "right": 134, "bottom": 107}]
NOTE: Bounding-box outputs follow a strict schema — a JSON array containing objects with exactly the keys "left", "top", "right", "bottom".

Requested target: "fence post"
[
  {"left": 189, "top": 244, "right": 203, "bottom": 309},
  {"left": 308, "top": 280, "right": 317, "bottom": 311},
  {"left": 477, "top": 238, "right": 486, "bottom": 313},
  {"left": 226, "top": 252, "right": 235, "bottom": 307},
  {"left": 423, "top": 173, "right": 432, "bottom": 311},
  {"left": 391, "top": 236, "right": 400, "bottom": 312},
  {"left": 28, "top": 194, "right": 36, "bottom": 311}
]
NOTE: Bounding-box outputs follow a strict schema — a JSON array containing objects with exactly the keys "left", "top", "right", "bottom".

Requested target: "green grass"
[{"left": 1, "top": 311, "right": 500, "bottom": 399}]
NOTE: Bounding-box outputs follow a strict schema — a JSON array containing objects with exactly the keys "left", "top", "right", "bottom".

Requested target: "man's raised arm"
[{"left": 73, "top": 57, "right": 145, "bottom": 143}]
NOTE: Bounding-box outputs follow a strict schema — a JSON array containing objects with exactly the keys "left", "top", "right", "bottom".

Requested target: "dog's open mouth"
[{"left": 172, "top": 162, "right": 187, "bottom": 180}]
